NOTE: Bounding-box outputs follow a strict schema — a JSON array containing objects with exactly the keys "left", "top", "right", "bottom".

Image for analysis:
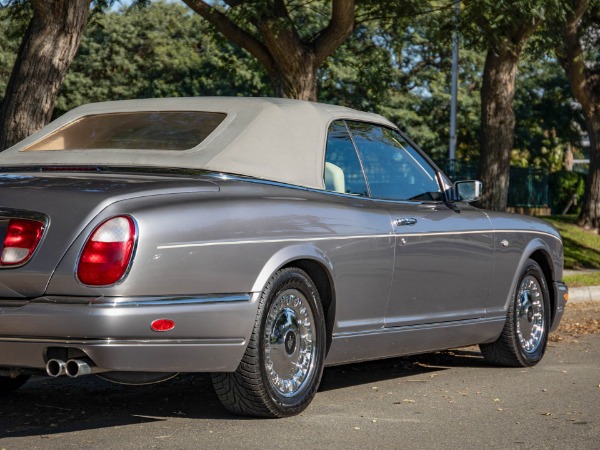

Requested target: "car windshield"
[{"left": 22, "top": 111, "right": 226, "bottom": 151}]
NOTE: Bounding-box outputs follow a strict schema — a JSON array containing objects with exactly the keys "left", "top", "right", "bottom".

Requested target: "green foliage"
[
  {"left": 0, "top": 0, "right": 586, "bottom": 178},
  {"left": 320, "top": 5, "right": 484, "bottom": 163},
  {"left": 563, "top": 271, "right": 600, "bottom": 288},
  {"left": 54, "top": 1, "right": 270, "bottom": 116},
  {"left": 544, "top": 215, "right": 600, "bottom": 269},
  {"left": 461, "top": 0, "right": 564, "bottom": 52},
  {"left": 0, "top": 4, "right": 26, "bottom": 98},
  {"left": 547, "top": 170, "right": 586, "bottom": 214},
  {"left": 318, "top": 24, "right": 396, "bottom": 113},
  {"left": 512, "top": 58, "right": 584, "bottom": 172}
]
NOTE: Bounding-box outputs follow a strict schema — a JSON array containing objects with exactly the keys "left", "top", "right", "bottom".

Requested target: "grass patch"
[
  {"left": 563, "top": 272, "right": 600, "bottom": 288},
  {"left": 542, "top": 215, "right": 600, "bottom": 270}
]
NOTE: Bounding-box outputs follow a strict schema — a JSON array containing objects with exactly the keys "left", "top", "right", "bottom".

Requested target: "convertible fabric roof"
[{"left": 0, "top": 97, "right": 396, "bottom": 189}]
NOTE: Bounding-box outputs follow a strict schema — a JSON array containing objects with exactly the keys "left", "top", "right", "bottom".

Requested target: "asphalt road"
[{"left": 1, "top": 335, "right": 599, "bottom": 450}]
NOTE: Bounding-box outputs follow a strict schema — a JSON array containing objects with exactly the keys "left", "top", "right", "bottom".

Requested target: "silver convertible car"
[{"left": 0, "top": 97, "right": 567, "bottom": 417}]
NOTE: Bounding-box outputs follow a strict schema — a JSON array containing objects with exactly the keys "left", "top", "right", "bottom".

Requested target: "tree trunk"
[
  {"left": 182, "top": 0, "right": 354, "bottom": 102},
  {"left": 0, "top": 0, "right": 91, "bottom": 151},
  {"left": 268, "top": 48, "right": 318, "bottom": 101},
  {"left": 272, "top": 65, "right": 318, "bottom": 101},
  {"left": 557, "top": 0, "right": 600, "bottom": 230},
  {"left": 579, "top": 115, "right": 600, "bottom": 229},
  {"left": 478, "top": 47, "right": 520, "bottom": 211}
]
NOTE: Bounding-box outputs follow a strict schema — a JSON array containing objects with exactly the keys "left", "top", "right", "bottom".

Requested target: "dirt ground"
[{"left": 551, "top": 301, "right": 600, "bottom": 342}]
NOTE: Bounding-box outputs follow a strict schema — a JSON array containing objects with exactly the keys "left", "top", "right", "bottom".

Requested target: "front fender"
[{"left": 502, "top": 237, "right": 555, "bottom": 313}]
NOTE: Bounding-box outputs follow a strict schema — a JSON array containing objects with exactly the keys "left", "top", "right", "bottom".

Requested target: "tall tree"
[
  {"left": 181, "top": 0, "right": 355, "bottom": 100},
  {"left": 0, "top": 0, "right": 91, "bottom": 151},
  {"left": 462, "top": 0, "right": 555, "bottom": 211},
  {"left": 55, "top": 1, "right": 270, "bottom": 116},
  {"left": 553, "top": 0, "right": 600, "bottom": 230}
]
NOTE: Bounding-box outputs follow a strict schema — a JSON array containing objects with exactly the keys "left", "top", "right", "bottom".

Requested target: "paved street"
[{"left": 1, "top": 333, "right": 599, "bottom": 449}]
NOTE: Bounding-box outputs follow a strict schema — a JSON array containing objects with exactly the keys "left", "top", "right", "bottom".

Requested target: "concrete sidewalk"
[
  {"left": 564, "top": 269, "right": 600, "bottom": 303},
  {"left": 568, "top": 285, "right": 600, "bottom": 303}
]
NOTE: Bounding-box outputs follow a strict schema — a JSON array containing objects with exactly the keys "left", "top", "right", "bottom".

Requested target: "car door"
[
  {"left": 346, "top": 121, "right": 495, "bottom": 328},
  {"left": 322, "top": 120, "right": 396, "bottom": 335}
]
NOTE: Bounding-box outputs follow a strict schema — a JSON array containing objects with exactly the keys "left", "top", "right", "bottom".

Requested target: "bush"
[{"left": 548, "top": 170, "right": 586, "bottom": 214}]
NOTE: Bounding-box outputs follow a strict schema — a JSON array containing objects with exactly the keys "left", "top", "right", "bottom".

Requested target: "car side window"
[
  {"left": 324, "top": 120, "right": 369, "bottom": 196},
  {"left": 347, "top": 121, "right": 442, "bottom": 201}
]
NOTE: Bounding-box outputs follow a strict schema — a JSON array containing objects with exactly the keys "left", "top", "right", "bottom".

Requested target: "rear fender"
[{"left": 251, "top": 244, "right": 334, "bottom": 294}]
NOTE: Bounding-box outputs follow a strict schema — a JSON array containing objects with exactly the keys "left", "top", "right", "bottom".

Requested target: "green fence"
[{"left": 439, "top": 160, "right": 549, "bottom": 208}]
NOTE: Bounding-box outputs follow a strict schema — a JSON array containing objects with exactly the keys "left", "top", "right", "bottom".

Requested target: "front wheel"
[
  {"left": 0, "top": 374, "right": 30, "bottom": 395},
  {"left": 212, "top": 267, "right": 326, "bottom": 418},
  {"left": 480, "top": 259, "right": 550, "bottom": 367}
]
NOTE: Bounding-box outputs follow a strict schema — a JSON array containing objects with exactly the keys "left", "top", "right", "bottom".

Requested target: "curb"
[{"left": 567, "top": 286, "right": 600, "bottom": 303}]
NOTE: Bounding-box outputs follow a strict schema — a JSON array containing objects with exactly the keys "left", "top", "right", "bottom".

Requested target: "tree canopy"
[{"left": 1, "top": 0, "right": 596, "bottom": 223}]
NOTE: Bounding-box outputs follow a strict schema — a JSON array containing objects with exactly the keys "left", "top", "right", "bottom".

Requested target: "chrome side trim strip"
[
  {"left": 494, "top": 229, "right": 562, "bottom": 242},
  {"left": 157, "top": 234, "right": 393, "bottom": 249},
  {"left": 0, "top": 300, "right": 28, "bottom": 307},
  {"left": 332, "top": 316, "right": 504, "bottom": 339},
  {"left": 90, "top": 294, "right": 251, "bottom": 307},
  {"left": 157, "top": 229, "right": 560, "bottom": 250},
  {"left": 0, "top": 336, "right": 246, "bottom": 345}
]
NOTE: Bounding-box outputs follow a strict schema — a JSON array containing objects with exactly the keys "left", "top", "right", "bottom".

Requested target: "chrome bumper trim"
[
  {"left": 89, "top": 293, "right": 251, "bottom": 308},
  {"left": 0, "top": 293, "right": 252, "bottom": 308},
  {"left": 0, "top": 336, "right": 245, "bottom": 345}
]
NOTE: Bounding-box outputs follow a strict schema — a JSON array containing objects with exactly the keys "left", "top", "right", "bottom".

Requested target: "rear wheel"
[
  {"left": 0, "top": 374, "right": 30, "bottom": 394},
  {"left": 480, "top": 259, "right": 550, "bottom": 367},
  {"left": 212, "top": 267, "right": 326, "bottom": 417}
]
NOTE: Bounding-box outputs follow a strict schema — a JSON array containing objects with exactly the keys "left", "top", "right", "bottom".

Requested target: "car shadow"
[
  {"left": 319, "top": 347, "right": 488, "bottom": 392},
  {"left": 0, "top": 348, "right": 488, "bottom": 438}
]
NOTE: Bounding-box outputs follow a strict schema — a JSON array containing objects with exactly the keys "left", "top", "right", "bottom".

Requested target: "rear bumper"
[
  {"left": 0, "top": 293, "right": 259, "bottom": 372},
  {"left": 550, "top": 281, "right": 568, "bottom": 332}
]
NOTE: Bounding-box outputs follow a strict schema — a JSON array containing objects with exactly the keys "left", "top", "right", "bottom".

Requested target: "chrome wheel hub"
[
  {"left": 264, "top": 289, "right": 316, "bottom": 397},
  {"left": 516, "top": 275, "right": 545, "bottom": 354}
]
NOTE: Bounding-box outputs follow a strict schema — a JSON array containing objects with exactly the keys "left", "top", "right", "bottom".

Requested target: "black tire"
[
  {"left": 480, "top": 259, "right": 550, "bottom": 367},
  {"left": 0, "top": 374, "right": 30, "bottom": 395},
  {"left": 212, "top": 267, "right": 326, "bottom": 418}
]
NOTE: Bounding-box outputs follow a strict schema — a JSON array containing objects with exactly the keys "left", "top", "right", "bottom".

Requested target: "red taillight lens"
[
  {"left": 1, "top": 219, "right": 45, "bottom": 266},
  {"left": 77, "top": 216, "right": 136, "bottom": 286}
]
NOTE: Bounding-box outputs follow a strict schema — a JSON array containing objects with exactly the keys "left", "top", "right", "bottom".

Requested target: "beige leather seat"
[{"left": 324, "top": 162, "right": 345, "bottom": 193}]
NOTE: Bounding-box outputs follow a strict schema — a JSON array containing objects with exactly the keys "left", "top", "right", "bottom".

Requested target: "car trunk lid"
[{"left": 0, "top": 168, "right": 219, "bottom": 298}]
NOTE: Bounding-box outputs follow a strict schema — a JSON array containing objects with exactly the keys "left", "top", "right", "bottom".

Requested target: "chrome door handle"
[{"left": 394, "top": 217, "right": 417, "bottom": 226}]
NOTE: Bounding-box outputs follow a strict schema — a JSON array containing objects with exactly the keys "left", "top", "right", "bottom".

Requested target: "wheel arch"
[
  {"left": 504, "top": 238, "right": 554, "bottom": 311},
  {"left": 529, "top": 248, "right": 557, "bottom": 325},
  {"left": 504, "top": 239, "right": 556, "bottom": 322},
  {"left": 251, "top": 245, "right": 336, "bottom": 356},
  {"left": 282, "top": 259, "right": 336, "bottom": 357}
]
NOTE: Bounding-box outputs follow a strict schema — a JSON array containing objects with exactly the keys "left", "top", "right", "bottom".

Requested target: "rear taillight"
[
  {"left": 77, "top": 216, "right": 136, "bottom": 286},
  {"left": 1, "top": 219, "right": 45, "bottom": 266}
]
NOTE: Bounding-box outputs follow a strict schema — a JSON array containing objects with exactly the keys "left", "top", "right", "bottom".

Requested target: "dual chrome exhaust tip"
[{"left": 46, "top": 358, "right": 104, "bottom": 378}]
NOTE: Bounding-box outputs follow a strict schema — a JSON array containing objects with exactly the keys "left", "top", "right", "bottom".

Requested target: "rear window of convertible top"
[{"left": 22, "top": 111, "right": 226, "bottom": 152}]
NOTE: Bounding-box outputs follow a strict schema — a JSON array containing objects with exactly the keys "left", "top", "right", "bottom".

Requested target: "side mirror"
[{"left": 454, "top": 180, "right": 483, "bottom": 203}]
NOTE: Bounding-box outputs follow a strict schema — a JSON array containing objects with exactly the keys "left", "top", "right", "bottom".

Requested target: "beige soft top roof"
[{"left": 0, "top": 97, "right": 397, "bottom": 189}]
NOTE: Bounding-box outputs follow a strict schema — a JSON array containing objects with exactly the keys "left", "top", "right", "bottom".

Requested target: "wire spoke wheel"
[
  {"left": 212, "top": 267, "right": 326, "bottom": 417},
  {"left": 264, "top": 288, "right": 317, "bottom": 398},
  {"left": 515, "top": 275, "right": 545, "bottom": 354},
  {"left": 480, "top": 259, "right": 550, "bottom": 367}
]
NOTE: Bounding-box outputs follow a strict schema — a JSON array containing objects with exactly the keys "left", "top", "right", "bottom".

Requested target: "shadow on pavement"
[
  {"left": 0, "top": 348, "right": 488, "bottom": 438},
  {"left": 320, "top": 347, "right": 488, "bottom": 392}
]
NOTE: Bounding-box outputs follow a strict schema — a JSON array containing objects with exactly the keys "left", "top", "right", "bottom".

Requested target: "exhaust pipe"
[
  {"left": 46, "top": 359, "right": 67, "bottom": 377},
  {"left": 65, "top": 359, "right": 106, "bottom": 378}
]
